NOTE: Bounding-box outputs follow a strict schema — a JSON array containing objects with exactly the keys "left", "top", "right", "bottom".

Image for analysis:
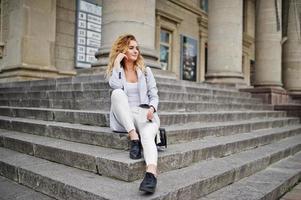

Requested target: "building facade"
[{"left": 0, "top": 0, "right": 300, "bottom": 101}]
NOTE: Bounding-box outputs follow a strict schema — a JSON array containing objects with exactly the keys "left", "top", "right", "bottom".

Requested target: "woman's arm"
[
  {"left": 109, "top": 67, "right": 123, "bottom": 89},
  {"left": 146, "top": 67, "right": 159, "bottom": 112},
  {"left": 108, "top": 53, "right": 127, "bottom": 89}
]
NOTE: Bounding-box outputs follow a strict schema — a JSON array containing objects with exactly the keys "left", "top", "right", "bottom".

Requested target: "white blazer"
[{"left": 108, "top": 66, "right": 159, "bottom": 132}]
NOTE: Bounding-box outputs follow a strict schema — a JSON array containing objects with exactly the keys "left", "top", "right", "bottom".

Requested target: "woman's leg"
[
  {"left": 111, "top": 89, "right": 139, "bottom": 140},
  {"left": 133, "top": 107, "right": 160, "bottom": 172},
  {"left": 111, "top": 89, "right": 141, "bottom": 159},
  {"left": 139, "top": 123, "right": 159, "bottom": 173},
  {"left": 137, "top": 122, "right": 159, "bottom": 193}
]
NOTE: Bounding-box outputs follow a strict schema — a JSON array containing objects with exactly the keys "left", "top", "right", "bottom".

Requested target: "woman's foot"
[
  {"left": 139, "top": 172, "right": 157, "bottom": 193},
  {"left": 129, "top": 140, "right": 141, "bottom": 159}
]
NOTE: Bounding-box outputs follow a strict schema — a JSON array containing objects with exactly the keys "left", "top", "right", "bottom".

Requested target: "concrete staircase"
[{"left": 0, "top": 74, "right": 301, "bottom": 200}]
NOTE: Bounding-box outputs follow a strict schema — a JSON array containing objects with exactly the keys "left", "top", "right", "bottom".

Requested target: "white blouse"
[{"left": 125, "top": 82, "right": 140, "bottom": 107}]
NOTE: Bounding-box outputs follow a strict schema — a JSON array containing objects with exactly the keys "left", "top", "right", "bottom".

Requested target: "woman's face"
[{"left": 125, "top": 40, "right": 139, "bottom": 62}]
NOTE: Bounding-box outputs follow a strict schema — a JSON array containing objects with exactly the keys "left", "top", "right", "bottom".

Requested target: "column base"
[
  {"left": 93, "top": 46, "right": 161, "bottom": 69},
  {"left": 77, "top": 65, "right": 179, "bottom": 80},
  {"left": 253, "top": 82, "right": 283, "bottom": 89},
  {"left": 240, "top": 87, "right": 289, "bottom": 105},
  {"left": 205, "top": 72, "right": 245, "bottom": 85},
  {"left": 288, "top": 91, "right": 301, "bottom": 104}
]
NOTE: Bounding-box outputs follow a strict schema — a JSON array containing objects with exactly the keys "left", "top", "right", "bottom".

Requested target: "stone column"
[
  {"left": 93, "top": 0, "right": 160, "bottom": 68},
  {"left": 198, "top": 15, "right": 208, "bottom": 82},
  {"left": 241, "top": 0, "right": 290, "bottom": 105},
  {"left": 283, "top": 0, "right": 301, "bottom": 95},
  {"left": 254, "top": 0, "right": 282, "bottom": 88},
  {"left": 0, "top": 0, "right": 60, "bottom": 81},
  {"left": 206, "top": 0, "right": 244, "bottom": 84}
]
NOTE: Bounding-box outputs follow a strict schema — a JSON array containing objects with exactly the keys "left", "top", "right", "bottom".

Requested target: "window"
[
  {"left": 160, "top": 29, "right": 172, "bottom": 70},
  {"left": 200, "top": 0, "right": 208, "bottom": 12}
]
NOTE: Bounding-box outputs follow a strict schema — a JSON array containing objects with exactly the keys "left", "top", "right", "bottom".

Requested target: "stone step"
[
  {"left": 0, "top": 175, "right": 55, "bottom": 200},
  {"left": 1, "top": 125, "right": 300, "bottom": 182},
  {"left": 0, "top": 89, "right": 111, "bottom": 100},
  {"left": 158, "top": 110, "right": 287, "bottom": 125},
  {"left": 0, "top": 97, "right": 264, "bottom": 111},
  {"left": 157, "top": 84, "right": 251, "bottom": 98},
  {"left": 0, "top": 88, "right": 260, "bottom": 103},
  {"left": 0, "top": 83, "right": 251, "bottom": 100},
  {"left": 159, "top": 91, "right": 263, "bottom": 104},
  {"left": 0, "top": 115, "right": 298, "bottom": 149},
  {"left": 0, "top": 98, "right": 272, "bottom": 116},
  {"left": 158, "top": 100, "right": 273, "bottom": 111},
  {"left": 0, "top": 135, "right": 301, "bottom": 199},
  {"left": 0, "top": 107, "right": 287, "bottom": 126},
  {"left": 0, "top": 73, "right": 237, "bottom": 91},
  {"left": 166, "top": 117, "right": 300, "bottom": 144},
  {"left": 0, "top": 91, "right": 263, "bottom": 110},
  {"left": 200, "top": 154, "right": 301, "bottom": 200},
  {"left": 0, "top": 116, "right": 127, "bottom": 149},
  {"left": 0, "top": 73, "right": 238, "bottom": 91}
]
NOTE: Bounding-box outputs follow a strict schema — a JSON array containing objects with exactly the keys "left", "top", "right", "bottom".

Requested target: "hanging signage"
[
  {"left": 180, "top": 35, "right": 198, "bottom": 81},
  {"left": 75, "top": 0, "right": 102, "bottom": 68}
]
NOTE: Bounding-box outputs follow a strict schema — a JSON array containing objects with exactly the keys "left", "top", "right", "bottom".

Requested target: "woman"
[{"left": 106, "top": 34, "right": 160, "bottom": 193}]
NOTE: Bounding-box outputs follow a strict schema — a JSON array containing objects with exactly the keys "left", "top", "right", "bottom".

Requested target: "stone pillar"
[
  {"left": 0, "top": 0, "right": 62, "bottom": 82},
  {"left": 242, "top": 33, "right": 254, "bottom": 86},
  {"left": 93, "top": 0, "right": 160, "bottom": 68},
  {"left": 241, "top": 0, "right": 290, "bottom": 105},
  {"left": 206, "top": 0, "right": 244, "bottom": 84},
  {"left": 283, "top": 0, "right": 301, "bottom": 95},
  {"left": 254, "top": 0, "right": 282, "bottom": 88},
  {"left": 198, "top": 15, "right": 208, "bottom": 82}
]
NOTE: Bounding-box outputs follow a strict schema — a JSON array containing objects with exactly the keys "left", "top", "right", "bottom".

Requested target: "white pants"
[{"left": 111, "top": 89, "right": 160, "bottom": 166}]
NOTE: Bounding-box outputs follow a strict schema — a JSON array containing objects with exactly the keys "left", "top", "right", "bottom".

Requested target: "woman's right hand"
[{"left": 114, "top": 53, "right": 128, "bottom": 68}]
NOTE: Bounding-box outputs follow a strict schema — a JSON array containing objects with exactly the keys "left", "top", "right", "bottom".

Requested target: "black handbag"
[{"left": 155, "top": 128, "right": 167, "bottom": 148}]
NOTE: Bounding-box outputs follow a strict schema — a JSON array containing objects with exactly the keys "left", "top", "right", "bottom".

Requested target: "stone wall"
[
  {"left": 55, "top": 0, "right": 76, "bottom": 73},
  {"left": 156, "top": 0, "right": 204, "bottom": 81},
  {"left": 0, "top": 0, "right": 9, "bottom": 68}
]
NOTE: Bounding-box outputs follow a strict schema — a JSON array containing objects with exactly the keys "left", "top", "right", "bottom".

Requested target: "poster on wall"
[
  {"left": 75, "top": 0, "right": 102, "bottom": 68},
  {"left": 180, "top": 35, "right": 198, "bottom": 81}
]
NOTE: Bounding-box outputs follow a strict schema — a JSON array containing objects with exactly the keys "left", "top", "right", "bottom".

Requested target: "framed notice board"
[
  {"left": 180, "top": 35, "right": 198, "bottom": 81},
  {"left": 75, "top": 0, "right": 102, "bottom": 68}
]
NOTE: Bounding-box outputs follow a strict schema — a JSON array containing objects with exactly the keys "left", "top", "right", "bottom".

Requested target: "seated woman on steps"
[{"left": 105, "top": 34, "right": 160, "bottom": 193}]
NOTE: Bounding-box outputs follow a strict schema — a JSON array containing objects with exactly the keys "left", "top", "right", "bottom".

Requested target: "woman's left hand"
[{"left": 147, "top": 107, "right": 154, "bottom": 121}]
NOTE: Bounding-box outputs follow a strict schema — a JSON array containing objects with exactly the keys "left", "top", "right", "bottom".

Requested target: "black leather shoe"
[
  {"left": 129, "top": 140, "right": 141, "bottom": 159},
  {"left": 139, "top": 172, "right": 157, "bottom": 193}
]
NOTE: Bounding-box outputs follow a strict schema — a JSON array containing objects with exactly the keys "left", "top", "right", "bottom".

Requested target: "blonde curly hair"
[{"left": 105, "top": 34, "right": 146, "bottom": 78}]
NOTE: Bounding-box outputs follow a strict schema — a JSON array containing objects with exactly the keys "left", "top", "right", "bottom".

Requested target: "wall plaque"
[{"left": 75, "top": 0, "right": 102, "bottom": 68}]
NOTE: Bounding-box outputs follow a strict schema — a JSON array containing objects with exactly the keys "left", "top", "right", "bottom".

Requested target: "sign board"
[
  {"left": 75, "top": 0, "right": 102, "bottom": 68},
  {"left": 180, "top": 35, "right": 198, "bottom": 81}
]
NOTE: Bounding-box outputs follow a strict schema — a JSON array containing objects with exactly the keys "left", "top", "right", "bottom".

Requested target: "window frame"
[{"left": 159, "top": 28, "right": 172, "bottom": 70}]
